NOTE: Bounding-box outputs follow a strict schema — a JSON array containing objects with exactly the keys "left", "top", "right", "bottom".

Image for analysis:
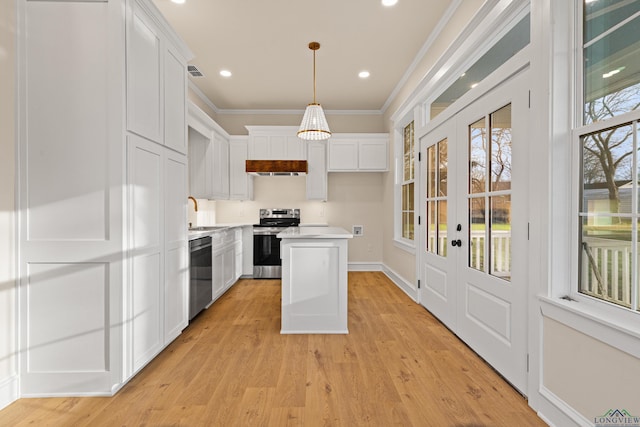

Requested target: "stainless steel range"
[{"left": 253, "top": 208, "right": 300, "bottom": 278}]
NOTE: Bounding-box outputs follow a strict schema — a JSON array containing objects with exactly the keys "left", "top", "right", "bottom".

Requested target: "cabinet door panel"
[
  {"left": 359, "top": 140, "right": 388, "bottom": 170},
  {"left": 212, "top": 248, "right": 225, "bottom": 299},
  {"left": 128, "top": 136, "right": 163, "bottom": 373},
  {"left": 306, "top": 141, "right": 327, "bottom": 200},
  {"left": 164, "top": 152, "right": 188, "bottom": 341},
  {"left": 127, "top": 6, "right": 162, "bottom": 143},
  {"left": 328, "top": 139, "right": 358, "bottom": 171},
  {"left": 164, "top": 48, "right": 187, "bottom": 154}
]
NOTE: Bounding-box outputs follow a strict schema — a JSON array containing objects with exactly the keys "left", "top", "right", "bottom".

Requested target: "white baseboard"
[
  {"left": 0, "top": 374, "right": 19, "bottom": 411},
  {"left": 536, "top": 385, "right": 591, "bottom": 427},
  {"left": 348, "top": 262, "right": 383, "bottom": 272},
  {"left": 381, "top": 264, "right": 418, "bottom": 302},
  {"left": 347, "top": 262, "right": 418, "bottom": 301}
]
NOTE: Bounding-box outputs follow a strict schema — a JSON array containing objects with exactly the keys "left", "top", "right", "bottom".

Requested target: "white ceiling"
[{"left": 152, "top": 0, "right": 455, "bottom": 113}]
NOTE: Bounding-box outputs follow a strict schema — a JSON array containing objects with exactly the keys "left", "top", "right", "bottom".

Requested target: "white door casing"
[{"left": 419, "top": 70, "right": 529, "bottom": 393}]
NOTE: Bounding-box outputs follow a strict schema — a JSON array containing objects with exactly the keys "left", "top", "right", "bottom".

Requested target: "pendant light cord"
[{"left": 313, "top": 48, "right": 317, "bottom": 104}]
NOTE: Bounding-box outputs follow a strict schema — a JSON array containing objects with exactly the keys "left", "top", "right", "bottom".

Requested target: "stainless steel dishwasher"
[{"left": 189, "top": 236, "right": 213, "bottom": 321}]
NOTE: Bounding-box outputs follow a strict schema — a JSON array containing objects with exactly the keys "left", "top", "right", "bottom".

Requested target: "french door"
[{"left": 419, "top": 71, "right": 529, "bottom": 393}]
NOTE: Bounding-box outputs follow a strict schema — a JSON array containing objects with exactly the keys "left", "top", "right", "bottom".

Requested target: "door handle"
[{"left": 451, "top": 239, "right": 462, "bottom": 247}]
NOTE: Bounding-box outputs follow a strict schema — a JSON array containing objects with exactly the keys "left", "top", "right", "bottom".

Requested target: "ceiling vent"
[{"left": 187, "top": 65, "right": 204, "bottom": 77}]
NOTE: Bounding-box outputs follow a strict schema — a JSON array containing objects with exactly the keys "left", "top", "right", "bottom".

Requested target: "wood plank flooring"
[{"left": 0, "top": 272, "right": 547, "bottom": 426}]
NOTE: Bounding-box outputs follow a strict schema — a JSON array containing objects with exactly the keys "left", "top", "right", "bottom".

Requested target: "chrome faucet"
[{"left": 188, "top": 196, "right": 198, "bottom": 212}]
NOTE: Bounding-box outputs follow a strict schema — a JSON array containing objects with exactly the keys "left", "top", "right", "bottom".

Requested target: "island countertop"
[{"left": 277, "top": 226, "right": 353, "bottom": 239}]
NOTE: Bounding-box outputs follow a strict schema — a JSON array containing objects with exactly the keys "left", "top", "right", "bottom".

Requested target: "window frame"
[
  {"left": 394, "top": 112, "right": 418, "bottom": 254},
  {"left": 570, "top": 0, "right": 640, "bottom": 316}
]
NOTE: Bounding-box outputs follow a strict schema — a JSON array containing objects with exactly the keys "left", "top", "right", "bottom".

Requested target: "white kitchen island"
[{"left": 277, "top": 227, "right": 353, "bottom": 334}]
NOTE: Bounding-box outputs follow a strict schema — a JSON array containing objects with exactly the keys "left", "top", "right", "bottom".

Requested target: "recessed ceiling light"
[
  {"left": 382, "top": 0, "right": 398, "bottom": 6},
  {"left": 470, "top": 83, "right": 478, "bottom": 89},
  {"left": 358, "top": 71, "right": 370, "bottom": 79},
  {"left": 171, "top": 0, "right": 185, "bottom": 4},
  {"left": 220, "top": 70, "right": 232, "bottom": 77}
]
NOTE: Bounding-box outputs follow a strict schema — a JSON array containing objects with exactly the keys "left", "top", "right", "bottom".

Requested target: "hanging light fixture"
[{"left": 298, "top": 42, "right": 331, "bottom": 140}]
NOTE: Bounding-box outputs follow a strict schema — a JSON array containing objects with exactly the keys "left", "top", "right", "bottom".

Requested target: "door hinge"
[
  {"left": 418, "top": 216, "right": 421, "bottom": 225},
  {"left": 527, "top": 222, "right": 530, "bottom": 240},
  {"left": 418, "top": 151, "right": 421, "bottom": 161},
  {"left": 528, "top": 90, "right": 531, "bottom": 108},
  {"left": 418, "top": 279, "right": 421, "bottom": 289},
  {"left": 527, "top": 354, "right": 530, "bottom": 372}
]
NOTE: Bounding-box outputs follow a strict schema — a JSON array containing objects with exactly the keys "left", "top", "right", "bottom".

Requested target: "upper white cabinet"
[
  {"left": 246, "top": 126, "right": 307, "bottom": 160},
  {"left": 127, "top": 3, "right": 162, "bottom": 143},
  {"left": 127, "top": 0, "right": 188, "bottom": 154},
  {"left": 164, "top": 46, "right": 188, "bottom": 153},
  {"left": 327, "top": 134, "right": 389, "bottom": 172},
  {"left": 211, "top": 131, "right": 230, "bottom": 200},
  {"left": 187, "top": 102, "right": 231, "bottom": 200},
  {"left": 306, "top": 141, "right": 328, "bottom": 201},
  {"left": 229, "top": 136, "right": 254, "bottom": 200}
]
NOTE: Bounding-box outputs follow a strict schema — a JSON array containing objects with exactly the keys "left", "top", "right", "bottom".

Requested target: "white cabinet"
[
  {"left": 306, "top": 141, "right": 328, "bottom": 201},
  {"left": 128, "top": 135, "right": 163, "bottom": 373},
  {"left": 241, "top": 225, "right": 254, "bottom": 277},
  {"left": 187, "top": 102, "right": 231, "bottom": 200},
  {"left": 164, "top": 150, "right": 188, "bottom": 343},
  {"left": 128, "top": 135, "right": 188, "bottom": 373},
  {"left": 17, "top": 0, "right": 192, "bottom": 395},
  {"left": 229, "top": 136, "right": 254, "bottom": 200},
  {"left": 211, "top": 227, "right": 243, "bottom": 301},
  {"left": 188, "top": 127, "right": 213, "bottom": 199},
  {"left": 164, "top": 46, "right": 188, "bottom": 154},
  {"left": 211, "top": 132, "right": 230, "bottom": 200},
  {"left": 127, "top": 2, "right": 162, "bottom": 143},
  {"left": 327, "top": 134, "right": 389, "bottom": 172},
  {"left": 127, "top": 1, "right": 188, "bottom": 154},
  {"left": 246, "top": 126, "right": 306, "bottom": 160}
]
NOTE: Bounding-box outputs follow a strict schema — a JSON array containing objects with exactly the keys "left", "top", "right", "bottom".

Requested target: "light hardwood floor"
[{"left": 0, "top": 272, "right": 546, "bottom": 426}]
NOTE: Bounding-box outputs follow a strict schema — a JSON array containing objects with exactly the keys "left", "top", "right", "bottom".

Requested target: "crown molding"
[
  {"left": 188, "top": 83, "right": 382, "bottom": 117},
  {"left": 381, "top": 0, "right": 463, "bottom": 114}
]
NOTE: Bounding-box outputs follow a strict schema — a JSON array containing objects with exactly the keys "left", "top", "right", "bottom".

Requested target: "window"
[
  {"left": 468, "top": 105, "right": 513, "bottom": 281},
  {"left": 425, "top": 137, "right": 448, "bottom": 255},
  {"left": 401, "top": 121, "right": 415, "bottom": 241},
  {"left": 577, "top": 0, "right": 640, "bottom": 311}
]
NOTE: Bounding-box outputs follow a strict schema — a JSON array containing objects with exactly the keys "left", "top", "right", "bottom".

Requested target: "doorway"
[{"left": 418, "top": 70, "right": 530, "bottom": 393}]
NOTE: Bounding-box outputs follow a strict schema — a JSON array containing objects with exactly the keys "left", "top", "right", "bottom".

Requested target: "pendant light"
[{"left": 297, "top": 42, "right": 331, "bottom": 140}]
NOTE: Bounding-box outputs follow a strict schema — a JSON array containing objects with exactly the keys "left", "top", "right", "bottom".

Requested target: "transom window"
[{"left": 577, "top": 0, "right": 640, "bottom": 311}]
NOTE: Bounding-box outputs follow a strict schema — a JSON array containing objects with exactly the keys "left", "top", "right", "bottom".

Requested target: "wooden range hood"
[{"left": 245, "top": 160, "right": 308, "bottom": 176}]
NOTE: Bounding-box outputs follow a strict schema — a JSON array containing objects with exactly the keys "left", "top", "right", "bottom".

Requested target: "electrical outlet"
[{"left": 353, "top": 225, "right": 363, "bottom": 236}]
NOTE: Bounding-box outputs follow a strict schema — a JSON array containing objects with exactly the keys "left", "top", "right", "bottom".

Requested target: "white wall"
[
  {"left": 213, "top": 173, "right": 385, "bottom": 263},
  {"left": 0, "top": 0, "right": 18, "bottom": 409},
  {"left": 543, "top": 317, "right": 640, "bottom": 420},
  {"left": 381, "top": 1, "right": 484, "bottom": 284}
]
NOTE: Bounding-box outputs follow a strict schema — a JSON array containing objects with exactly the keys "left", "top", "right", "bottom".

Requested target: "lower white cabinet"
[
  {"left": 211, "top": 227, "right": 243, "bottom": 301},
  {"left": 128, "top": 134, "right": 188, "bottom": 374}
]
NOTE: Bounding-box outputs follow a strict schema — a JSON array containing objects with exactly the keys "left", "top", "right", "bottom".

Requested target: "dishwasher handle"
[{"left": 190, "top": 236, "right": 212, "bottom": 251}]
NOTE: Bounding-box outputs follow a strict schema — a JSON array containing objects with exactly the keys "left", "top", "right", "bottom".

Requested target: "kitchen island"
[{"left": 277, "top": 227, "right": 353, "bottom": 334}]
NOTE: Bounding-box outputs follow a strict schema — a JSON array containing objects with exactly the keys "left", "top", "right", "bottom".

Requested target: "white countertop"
[
  {"left": 187, "top": 223, "right": 252, "bottom": 240},
  {"left": 277, "top": 226, "right": 353, "bottom": 239}
]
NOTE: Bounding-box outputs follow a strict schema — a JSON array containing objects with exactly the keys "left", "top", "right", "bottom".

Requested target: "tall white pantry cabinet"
[{"left": 17, "top": 0, "right": 193, "bottom": 395}]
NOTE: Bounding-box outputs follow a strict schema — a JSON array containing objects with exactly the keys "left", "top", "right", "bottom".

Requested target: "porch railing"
[{"left": 581, "top": 236, "right": 632, "bottom": 307}]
